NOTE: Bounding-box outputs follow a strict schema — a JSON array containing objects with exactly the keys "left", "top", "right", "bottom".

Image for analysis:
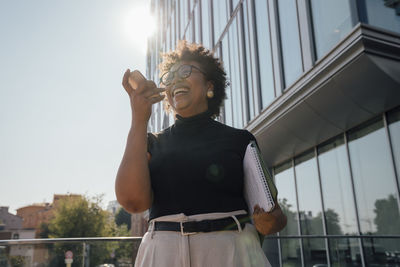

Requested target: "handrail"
[
  {"left": 1, "top": 234, "right": 400, "bottom": 245},
  {"left": 263, "top": 234, "right": 400, "bottom": 239},
  {"left": 0, "top": 236, "right": 142, "bottom": 245}
]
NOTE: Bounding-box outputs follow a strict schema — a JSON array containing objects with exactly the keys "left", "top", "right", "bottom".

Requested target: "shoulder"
[
  {"left": 211, "top": 120, "right": 255, "bottom": 141},
  {"left": 147, "top": 126, "right": 173, "bottom": 148}
]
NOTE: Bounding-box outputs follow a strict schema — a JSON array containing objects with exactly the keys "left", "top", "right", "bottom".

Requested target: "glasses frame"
[{"left": 160, "top": 64, "right": 206, "bottom": 86}]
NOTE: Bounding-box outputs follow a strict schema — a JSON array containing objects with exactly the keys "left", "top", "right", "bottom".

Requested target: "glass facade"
[
  {"left": 270, "top": 112, "right": 400, "bottom": 266},
  {"left": 363, "top": 0, "right": 400, "bottom": 35},
  {"left": 253, "top": 0, "right": 275, "bottom": 109},
  {"left": 310, "top": 0, "right": 357, "bottom": 59},
  {"left": 147, "top": 1, "right": 400, "bottom": 265},
  {"left": 277, "top": 0, "right": 303, "bottom": 88}
]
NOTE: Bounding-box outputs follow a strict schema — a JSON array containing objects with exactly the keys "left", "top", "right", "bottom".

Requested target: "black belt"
[{"left": 153, "top": 214, "right": 251, "bottom": 235}]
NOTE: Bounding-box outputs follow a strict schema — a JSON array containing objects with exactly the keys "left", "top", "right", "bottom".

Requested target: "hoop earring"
[{"left": 207, "top": 90, "right": 214, "bottom": 98}]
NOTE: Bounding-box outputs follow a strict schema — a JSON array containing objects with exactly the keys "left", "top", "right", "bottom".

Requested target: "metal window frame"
[
  {"left": 344, "top": 130, "right": 367, "bottom": 266},
  {"left": 292, "top": 158, "right": 306, "bottom": 267},
  {"left": 315, "top": 147, "right": 331, "bottom": 266},
  {"left": 383, "top": 112, "right": 400, "bottom": 216}
]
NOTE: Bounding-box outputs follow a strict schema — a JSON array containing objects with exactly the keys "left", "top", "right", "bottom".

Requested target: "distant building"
[
  {"left": 16, "top": 194, "right": 81, "bottom": 236},
  {"left": 107, "top": 200, "right": 121, "bottom": 216},
  {"left": 0, "top": 207, "right": 23, "bottom": 230},
  {"left": 0, "top": 207, "right": 36, "bottom": 266}
]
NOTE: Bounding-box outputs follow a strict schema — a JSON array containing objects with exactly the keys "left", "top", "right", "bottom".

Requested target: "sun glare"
[{"left": 122, "top": 5, "right": 156, "bottom": 53}]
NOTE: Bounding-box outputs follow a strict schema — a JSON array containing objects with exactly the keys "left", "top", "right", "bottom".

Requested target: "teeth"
[{"left": 173, "top": 88, "right": 188, "bottom": 97}]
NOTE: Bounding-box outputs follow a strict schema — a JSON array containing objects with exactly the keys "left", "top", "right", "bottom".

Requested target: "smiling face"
[{"left": 164, "top": 61, "right": 213, "bottom": 118}]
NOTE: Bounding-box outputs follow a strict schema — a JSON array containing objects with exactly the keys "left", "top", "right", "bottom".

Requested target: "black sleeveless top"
[{"left": 147, "top": 111, "right": 255, "bottom": 220}]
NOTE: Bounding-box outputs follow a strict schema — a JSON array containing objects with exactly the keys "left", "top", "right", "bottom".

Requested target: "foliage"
[
  {"left": 374, "top": 194, "right": 400, "bottom": 235},
  {"left": 38, "top": 222, "right": 50, "bottom": 238},
  {"left": 8, "top": 255, "right": 25, "bottom": 267},
  {"left": 48, "top": 195, "right": 110, "bottom": 238},
  {"left": 115, "top": 208, "right": 131, "bottom": 230},
  {"left": 46, "top": 195, "right": 112, "bottom": 266}
]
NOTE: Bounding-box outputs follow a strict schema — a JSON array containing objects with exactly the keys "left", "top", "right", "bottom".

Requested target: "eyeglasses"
[{"left": 160, "top": 64, "right": 206, "bottom": 86}]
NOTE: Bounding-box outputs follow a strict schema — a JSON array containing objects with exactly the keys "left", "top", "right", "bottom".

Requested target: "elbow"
[
  {"left": 115, "top": 183, "right": 152, "bottom": 214},
  {"left": 116, "top": 195, "right": 151, "bottom": 214}
]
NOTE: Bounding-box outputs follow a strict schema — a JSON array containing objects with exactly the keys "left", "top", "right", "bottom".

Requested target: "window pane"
[
  {"left": 329, "top": 238, "right": 362, "bottom": 266},
  {"left": 318, "top": 137, "right": 362, "bottom": 266},
  {"left": 201, "top": 0, "right": 211, "bottom": 49},
  {"left": 310, "top": 0, "right": 356, "bottom": 59},
  {"left": 318, "top": 137, "right": 358, "bottom": 235},
  {"left": 280, "top": 239, "right": 302, "bottom": 267},
  {"left": 364, "top": 0, "right": 400, "bottom": 35},
  {"left": 228, "top": 18, "right": 244, "bottom": 128},
  {"left": 274, "top": 162, "right": 303, "bottom": 267},
  {"left": 362, "top": 237, "right": 400, "bottom": 266},
  {"left": 188, "top": 17, "right": 194, "bottom": 42},
  {"left": 221, "top": 36, "right": 232, "bottom": 126},
  {"left": 348, "top": 118, "right": 400, "bottom": 235},
  {"left": 254, "top": 0, "right": 275, "bottom": 109},
  {"left": 274, "top": 161, "right": 298, "bottom": 236},
  {"left": 302, "top": 238, "right": 328, "bottom": 267},
  {"left": 195, "top": 4, "right": 201, "bottom": 43},
  {"left": 242, "top": 0, "right": 258, "bottom": 119},
  {"left": 212, "top": 0, "right": 228, "bottom": 45},
  {"left": 388, "top": 108, "right": 400, "bottom": 191},
  {"left": 277, "top": 0, "right": 303, "bottom": 88},
  {"left": 348, "top": 118, "right": 400, "bottom": 265},
  {"left": 179, "top": 0, "right": 188, "bottom": 38},
  {"left": 295, "top": 151, "right": 328, "bottom": 266}
]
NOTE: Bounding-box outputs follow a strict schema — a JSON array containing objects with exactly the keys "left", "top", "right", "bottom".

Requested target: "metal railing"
[{"left": 0, "top": 237, "right": 142, "bottom": 267}]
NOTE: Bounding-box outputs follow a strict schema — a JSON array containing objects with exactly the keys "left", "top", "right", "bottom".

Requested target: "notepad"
[{"left": 243, "top": 140, "right": 277, "bottom": 215}]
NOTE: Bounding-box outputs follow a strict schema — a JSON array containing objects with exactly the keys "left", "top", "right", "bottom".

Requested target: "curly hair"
[{"left": 159, "top": 40, "right": 227, "bottom": 117}]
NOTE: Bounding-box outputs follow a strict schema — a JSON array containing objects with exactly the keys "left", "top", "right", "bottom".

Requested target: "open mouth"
[{"left": 172, "top": 87, "right": 189, "bottom": 97}]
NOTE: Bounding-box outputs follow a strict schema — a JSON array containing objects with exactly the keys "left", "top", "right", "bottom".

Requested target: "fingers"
[
  {"left": 148, "top": 94, "right": 165, "bottom": 104},
  {"left": 136, "top": 80, "right": 156, "bottom": 94},
  {"left": 253, "top": 204, "right": 264, "bottom": 214},
  {"left": 122, "top": 69, "right": 133, "bottom": 94}
]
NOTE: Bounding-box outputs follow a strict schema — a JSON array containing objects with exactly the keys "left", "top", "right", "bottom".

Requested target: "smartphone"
[{"left": 128, "top": 70, "right": 146, "bottom": 90}]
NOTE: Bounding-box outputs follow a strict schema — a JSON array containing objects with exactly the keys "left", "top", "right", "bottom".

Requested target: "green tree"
[
  {"left": 374, "top": 194, "right": 400, "bottom": 235},
  {"left": 47, "top": 195, "right": 112, "bottom": 266},
  {"left": 115, "top": 207, "right": 131, "bottom": 230}
]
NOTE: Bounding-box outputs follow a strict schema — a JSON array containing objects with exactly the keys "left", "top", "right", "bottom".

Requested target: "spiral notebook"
[{"left": 243, "top": 140, "right": 277, "bottom": 215}]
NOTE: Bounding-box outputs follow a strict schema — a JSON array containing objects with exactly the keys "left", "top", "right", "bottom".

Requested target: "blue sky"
[{"left": 0, "top": 0, "right": 153, "bottom": 213}]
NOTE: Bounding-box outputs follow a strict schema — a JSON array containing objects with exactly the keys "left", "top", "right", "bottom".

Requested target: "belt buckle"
[{"left": 180, "top": 221, "right": 197, "bottom": 236}]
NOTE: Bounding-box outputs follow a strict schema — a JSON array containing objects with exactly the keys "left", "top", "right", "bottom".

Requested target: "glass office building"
[{"left": 146, "top": 0, "right": 400, "bottom": 266}]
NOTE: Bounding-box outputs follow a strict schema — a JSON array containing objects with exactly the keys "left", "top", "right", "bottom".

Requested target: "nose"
[{"left": 170, "top": 72, "right": 184, "bottom": 87}]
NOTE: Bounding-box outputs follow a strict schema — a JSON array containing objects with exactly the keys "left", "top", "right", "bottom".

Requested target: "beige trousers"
[{"left": 134, "top": 210, "right": 271, "bottom": 267}]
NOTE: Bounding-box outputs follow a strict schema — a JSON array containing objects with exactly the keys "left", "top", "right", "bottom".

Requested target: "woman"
[{"left": 115, "top": 41, "right": 286, "bottom": 267}]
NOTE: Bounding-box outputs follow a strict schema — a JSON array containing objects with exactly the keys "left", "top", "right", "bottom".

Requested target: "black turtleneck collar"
[
  {"left": 172, "top": 110, "right": 214, "bottom": 132},
  {"left": 174, "top": 110, "right": 214, "bottom": 127}
]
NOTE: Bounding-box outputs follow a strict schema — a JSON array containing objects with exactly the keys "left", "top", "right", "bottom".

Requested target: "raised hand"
[{"left": 122, "top": 69, "right": 165, "bottom": 124}]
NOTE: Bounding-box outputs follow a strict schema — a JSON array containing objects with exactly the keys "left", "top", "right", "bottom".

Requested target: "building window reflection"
[
  {"left": 200, "top": 0, "right": 211, "bottom": 49},
  {"left": 347, "top": 117, "right": 400, "bottom": 266},
  {"left": 242, "top": 0, "right": 259, "bottom": 119},
  {"left": 253, "top": 0, "right": 275, "bottom": 109},
  {"left": 363, "top": 0, "right": 400, "bottom": 35},
  {"left": 317, "top": 136, "right": 362, "bottom": 266},
  {"left": 310, "top": 0, "right": 357, "bottom": 59},
  {"left": 294, "top": 150, "right": 328, "bottom": 266},
  {"left": 274, "top": 161, "right": 303, "bottom": 267},
  {"left": 228, "top": 17, "right": 244, "bottom": 128},
  {"left": 277, "top": 0, "right": 303, "bottom": 88},
  {"left": 387, "top": 107, "right": 400, "bottom": 191},
  {"left": 212, "top": 0, "right": 228, "bottom": 45}
]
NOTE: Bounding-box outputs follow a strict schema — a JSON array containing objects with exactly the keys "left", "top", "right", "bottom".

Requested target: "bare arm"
[{"left": 115, "top": 69, "right": 165, "bottom": 213}]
